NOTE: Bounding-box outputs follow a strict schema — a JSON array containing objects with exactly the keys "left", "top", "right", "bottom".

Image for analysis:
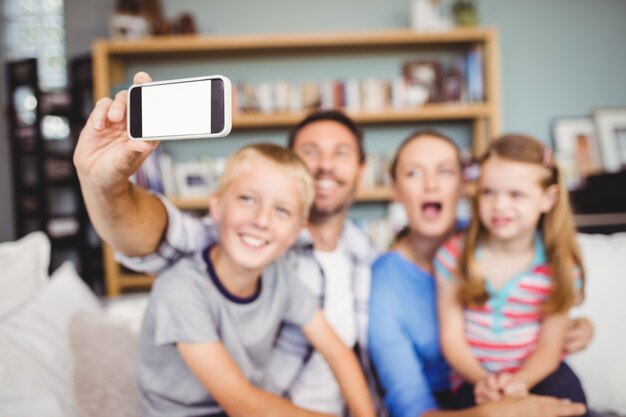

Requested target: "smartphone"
[{"left": 127, "top": 75, "right": 232, "bottom": 141}]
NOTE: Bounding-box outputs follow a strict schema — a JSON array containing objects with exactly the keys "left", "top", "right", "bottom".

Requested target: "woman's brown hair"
[
  {"left": 389, "top": 129, "right": 463, "bottom": 182},
  {"left": 459, "top": 134, "right": 585, "bottom": 314}
]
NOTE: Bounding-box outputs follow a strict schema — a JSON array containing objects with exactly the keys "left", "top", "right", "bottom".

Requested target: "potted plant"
[{"left": 452, "top": 0, "right": 478, "bottom": 27}]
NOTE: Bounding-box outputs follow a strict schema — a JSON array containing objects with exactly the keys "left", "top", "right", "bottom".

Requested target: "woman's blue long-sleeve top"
[{"left": 368, "top": 252, "right": 451, "bottom": 417}]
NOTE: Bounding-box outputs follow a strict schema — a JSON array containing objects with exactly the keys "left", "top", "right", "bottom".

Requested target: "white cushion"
[
  {"left": 0, "top": 232, "right": 50, "bottom": 319},
  {"left": 103, "top": 293, "right": 149, "bottom": 334},
  {"left": 569, "top": 233, "right": 626, "bottom": 415},
  {"left": 69, "top": 312, "right": 140, "bottom": 417},
  {"left": 0, "top": 262, "right": 102, "bottom": 417}
]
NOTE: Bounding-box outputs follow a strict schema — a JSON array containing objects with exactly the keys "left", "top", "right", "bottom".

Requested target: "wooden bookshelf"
[
  {"left": 92, "top": 28, "right": 501, "bottom": 153},
  {"left": 93, "top": 28, "right": 501, "bottom": 295},
  {"left": 93, "top": 28, "right": 495, "bottom": 57}
]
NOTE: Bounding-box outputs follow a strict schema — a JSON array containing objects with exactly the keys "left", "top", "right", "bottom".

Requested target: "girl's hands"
[
  {"left": 498, "top": 372, "right": 529, "bottom": 398},
  {"left": 474, "top": 374, "right": 501, "bottom": 404},
  {"left": 474, "top": 372, "right": 529, "bottom": 404}
]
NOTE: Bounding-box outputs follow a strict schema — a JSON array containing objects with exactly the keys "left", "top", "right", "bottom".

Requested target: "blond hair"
[
  {"left": 459, "top": 134, "right": 585, "bottom": 314},
  {"left": 214, "top": 143, "right": 315, "bottom": 218}
]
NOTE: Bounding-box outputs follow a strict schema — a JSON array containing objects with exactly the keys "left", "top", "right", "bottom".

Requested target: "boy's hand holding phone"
[
  {"left": 75, "top": 72, "right": 232, "bottom": 192},
  {"left": 74, "top": 71, "right": 158, "bottom": 193}
]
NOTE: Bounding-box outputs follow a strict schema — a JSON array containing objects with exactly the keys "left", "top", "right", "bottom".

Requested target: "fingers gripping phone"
[{"left": 127, "top": 75, "right": 232, "bottom": 141}]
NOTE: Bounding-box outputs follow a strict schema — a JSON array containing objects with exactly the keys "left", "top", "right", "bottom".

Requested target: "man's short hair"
[
  {"left": 287, "top": 110, "right": 366, "bottom": 164},
  {"left": 214, "top": 143, "right": 315, "bottom": 218}
]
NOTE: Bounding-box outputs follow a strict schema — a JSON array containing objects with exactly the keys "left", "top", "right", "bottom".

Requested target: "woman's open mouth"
[{"left": 421, "top": 201, "right": 443, "bottom": 219}]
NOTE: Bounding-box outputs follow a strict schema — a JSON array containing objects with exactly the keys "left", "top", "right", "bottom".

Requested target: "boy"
[{"left": 136, "top": 143, "right": 375, "bottom": 417}]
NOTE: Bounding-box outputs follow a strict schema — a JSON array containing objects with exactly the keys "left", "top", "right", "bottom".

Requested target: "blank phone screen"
[{"left": 141, "top": 79, "right": 212, "bottom": 138}]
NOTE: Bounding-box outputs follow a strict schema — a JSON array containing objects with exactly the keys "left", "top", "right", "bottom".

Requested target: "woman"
[{"left": 368, "top": 130, "right": 591, "bottom": 417}]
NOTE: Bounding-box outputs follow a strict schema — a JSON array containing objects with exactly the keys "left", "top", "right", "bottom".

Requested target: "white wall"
[{"left": 64, "top": 0, "right": 117, "bottom": 57}]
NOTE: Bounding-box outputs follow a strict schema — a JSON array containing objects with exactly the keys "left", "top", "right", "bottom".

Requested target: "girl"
[{"left": 433, "top": 134, "right": 588, "bottom": 410}]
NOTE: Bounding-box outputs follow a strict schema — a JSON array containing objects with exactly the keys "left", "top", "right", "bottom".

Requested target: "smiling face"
[
  {"left": 291, "top": 120, "right": 364, "bottom": 222},
  {"left": 478, "top": 155, "right": 557, "bottom": 245},
  {"left": 209, "top": 155, "right": 306, "bottom": 275},
  {"left": 392, "top": 135, "right": 463, "bottom": 239}
]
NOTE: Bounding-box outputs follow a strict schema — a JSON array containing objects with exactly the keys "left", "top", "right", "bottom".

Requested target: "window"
[{"left": 3, "top": 0, "right": 66, "bottom": 90}]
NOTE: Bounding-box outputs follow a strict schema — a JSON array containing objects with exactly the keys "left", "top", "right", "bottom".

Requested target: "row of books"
[
  {"left": 230, "top": 47, "right": 485, "bottom": 115},
  {"left": 232, "top": 78, "right": 436, "bottom": 115},
  {"left": 133, "top": 149, "right": 393, "bottom": 199},
  {"left": 133, "top": 148, "right": 227, "bottom": 199},
  {"left": 355, "top": 202, "right": 410, "bottom": 250},
  {"left": 361, "top": 153, "right": 392, "bottom": 189}
]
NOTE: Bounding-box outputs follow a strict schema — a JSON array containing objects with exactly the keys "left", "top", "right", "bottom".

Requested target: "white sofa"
[
  {"left": 0, "top": 231, "right": 624, "bottom": 417},
  {"left": 0, "top": 232, "right": 145, "bottom": 417}
]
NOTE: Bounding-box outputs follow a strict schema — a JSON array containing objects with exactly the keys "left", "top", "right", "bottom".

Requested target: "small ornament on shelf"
[
  {"left": 410, "top": 0, "right": 453, "bottom": 32},
  {"left": 452, "top": 0, "right": 478, "bottom": 27}
]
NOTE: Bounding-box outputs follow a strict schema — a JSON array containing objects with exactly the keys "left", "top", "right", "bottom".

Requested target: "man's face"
[{"left": 291, "top": 120, "right": 364, "bottom": 222}]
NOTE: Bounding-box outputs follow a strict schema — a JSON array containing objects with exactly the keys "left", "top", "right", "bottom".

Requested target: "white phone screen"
[{"left": 141, "top": 80, "right": 212, "bottom": 138}]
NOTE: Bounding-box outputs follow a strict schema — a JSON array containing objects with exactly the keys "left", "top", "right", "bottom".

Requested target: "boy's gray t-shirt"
[{"left": 137, "top": 247, "right": 318, "bottom": 417}]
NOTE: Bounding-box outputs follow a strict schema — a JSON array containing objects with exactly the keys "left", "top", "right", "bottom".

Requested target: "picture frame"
[
  {"left": 551, "top": 117, "right": 602, "bottom": 189},
  {"left": 402, "top": 60, "right": 441, "bottom": 102},
  {"left": 593, "top": 107, "right": 626, "bottom": 172},
  {"left": 109, "top": 14, "right": 150, "bottom": 40},
  {"left": 175, "top": 161, "right": 213, "bottom": 198}
]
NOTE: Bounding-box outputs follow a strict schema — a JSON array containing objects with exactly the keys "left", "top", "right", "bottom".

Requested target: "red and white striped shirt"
[{"left": 434, "top": 233, "right": 576, "bottom": 379}]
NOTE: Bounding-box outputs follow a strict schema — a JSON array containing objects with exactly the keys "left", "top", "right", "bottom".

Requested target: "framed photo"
[
  {"left": 403, "top": 60, "right": 441, "bottom": 102},
  {"left": 552, "top": 117, "right": 602, "bottom": 189},
  {"left": 175, "top": 161, "right": 212, "bottom": 198},
  {"left": 593, "top": 107, "right": 626, "bottom": 172}
]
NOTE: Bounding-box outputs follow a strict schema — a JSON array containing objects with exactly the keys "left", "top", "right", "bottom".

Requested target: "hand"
[
  {"left": 483, "top": 395, "right": 586, "bottom": 417},
  {"left": 474, "top": 374, "right": 501, "bottom": 404},
  {"left": 497, "top": 372, "right": 528, "bottom": 399},
  {"left": 73, "top": 71, "right": 159, "bottom": 193},
  {"left": 564, "top": 317, "right": 594, "bottom": 355}
]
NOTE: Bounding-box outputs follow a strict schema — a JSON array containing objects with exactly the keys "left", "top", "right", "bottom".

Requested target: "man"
[{"left": 75, "top": 72, "right": 592, "bottom": 417}]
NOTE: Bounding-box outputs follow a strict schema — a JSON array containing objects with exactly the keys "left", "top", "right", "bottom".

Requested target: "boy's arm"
[
  {"left": 73, "top": 71, "right": 169, "bottom": 256},
  {"left": 177, "top": 341, "right": 333, "bottom": 417},
  {"left": 115, "top": 194, "right": 215, "bottom": 274},
  {"left": 301, "top": 310, "right": 376, "bottom": 417},
  {"left": 510, "top": 312, "right": 569, "bottom": 389},
  {"left": 436, "top": 273, "right": 489, "bottom": 384}
]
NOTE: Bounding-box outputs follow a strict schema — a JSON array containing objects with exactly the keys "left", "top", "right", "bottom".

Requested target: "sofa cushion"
[
  {"left": 103, "top": 293, "right": 149, "bottom": 334},
  {"left": 0, "top": 261, "right": 101, "bottom": 417},
  {"left": 0, "top": 232, "right": 50, "bottom": 320},
  {"left": 569, "top": 233, "right": 626, "bottom": 415},
  {"left": 69, "top": 312, "right": 140, "bottom": 417}
]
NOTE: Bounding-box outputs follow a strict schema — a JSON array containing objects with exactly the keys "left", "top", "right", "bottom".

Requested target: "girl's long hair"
[{"left": 459, "top": 134, "right": 585, "bottom": 314}]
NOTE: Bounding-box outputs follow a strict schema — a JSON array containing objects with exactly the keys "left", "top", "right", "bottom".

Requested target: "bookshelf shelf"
[
  {"left": 355, "top": 187, "right": 393, "bottom": 202},
  {"left": 233, "top": 104, "right": 492, "bottom": 129},
  {"left": 168, "top": 186, "right": 393, "bottom": 211},
  {"left": 94, "top": 28, "right": 501, "bottom": 295},
  {"left": 169, "top": 196, "right": 210, "bottom": 210},
  {"left": 93, "top": 28, "right": 495, "bottom": 59}
]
